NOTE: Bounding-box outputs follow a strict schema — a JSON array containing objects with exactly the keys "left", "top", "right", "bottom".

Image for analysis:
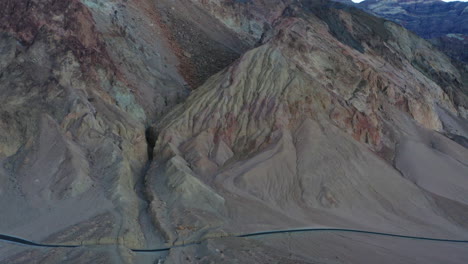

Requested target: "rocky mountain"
[
  {"left": 334, "top": 0, "right": 468, "bottom": 63},
  {"left": 0, "top": 0, "right": 467, "bottom": 263}
]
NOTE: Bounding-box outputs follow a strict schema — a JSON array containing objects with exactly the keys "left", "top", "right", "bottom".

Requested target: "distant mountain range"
[{"left": 334, "top": 0, "right": 468, "bottom": 63}]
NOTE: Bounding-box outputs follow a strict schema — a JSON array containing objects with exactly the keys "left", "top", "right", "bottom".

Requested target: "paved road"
[
  {"left": 1, "top": 228, "right": 468, "bottom": 253},
  {"left": 0, "top": 234, "right": 77, "bottom": 248}
]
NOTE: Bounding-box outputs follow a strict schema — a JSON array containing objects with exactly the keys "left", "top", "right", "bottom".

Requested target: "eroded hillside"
[{"left": 0, "top": 0, "right": 467, "bottom": 263}]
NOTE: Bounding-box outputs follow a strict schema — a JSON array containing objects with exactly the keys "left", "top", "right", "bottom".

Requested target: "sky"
[{"left": 351, "top": 0, "right": 468, "bottom": 2}]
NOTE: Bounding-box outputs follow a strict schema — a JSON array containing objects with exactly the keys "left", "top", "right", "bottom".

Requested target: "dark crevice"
[
  {"left": 133, "top": 126, "right": 163, "bottom": 248},
  {"left": 145, "top": 127, "right": 157, "bottom": 161}
]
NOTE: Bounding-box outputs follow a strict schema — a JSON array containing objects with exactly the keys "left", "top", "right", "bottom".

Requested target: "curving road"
[
  {"left": 0, "top": 234, "right": 78, "bottom": 248},
  {"left": 1, "top": 228, "right": 468, "bottom": 253}
]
